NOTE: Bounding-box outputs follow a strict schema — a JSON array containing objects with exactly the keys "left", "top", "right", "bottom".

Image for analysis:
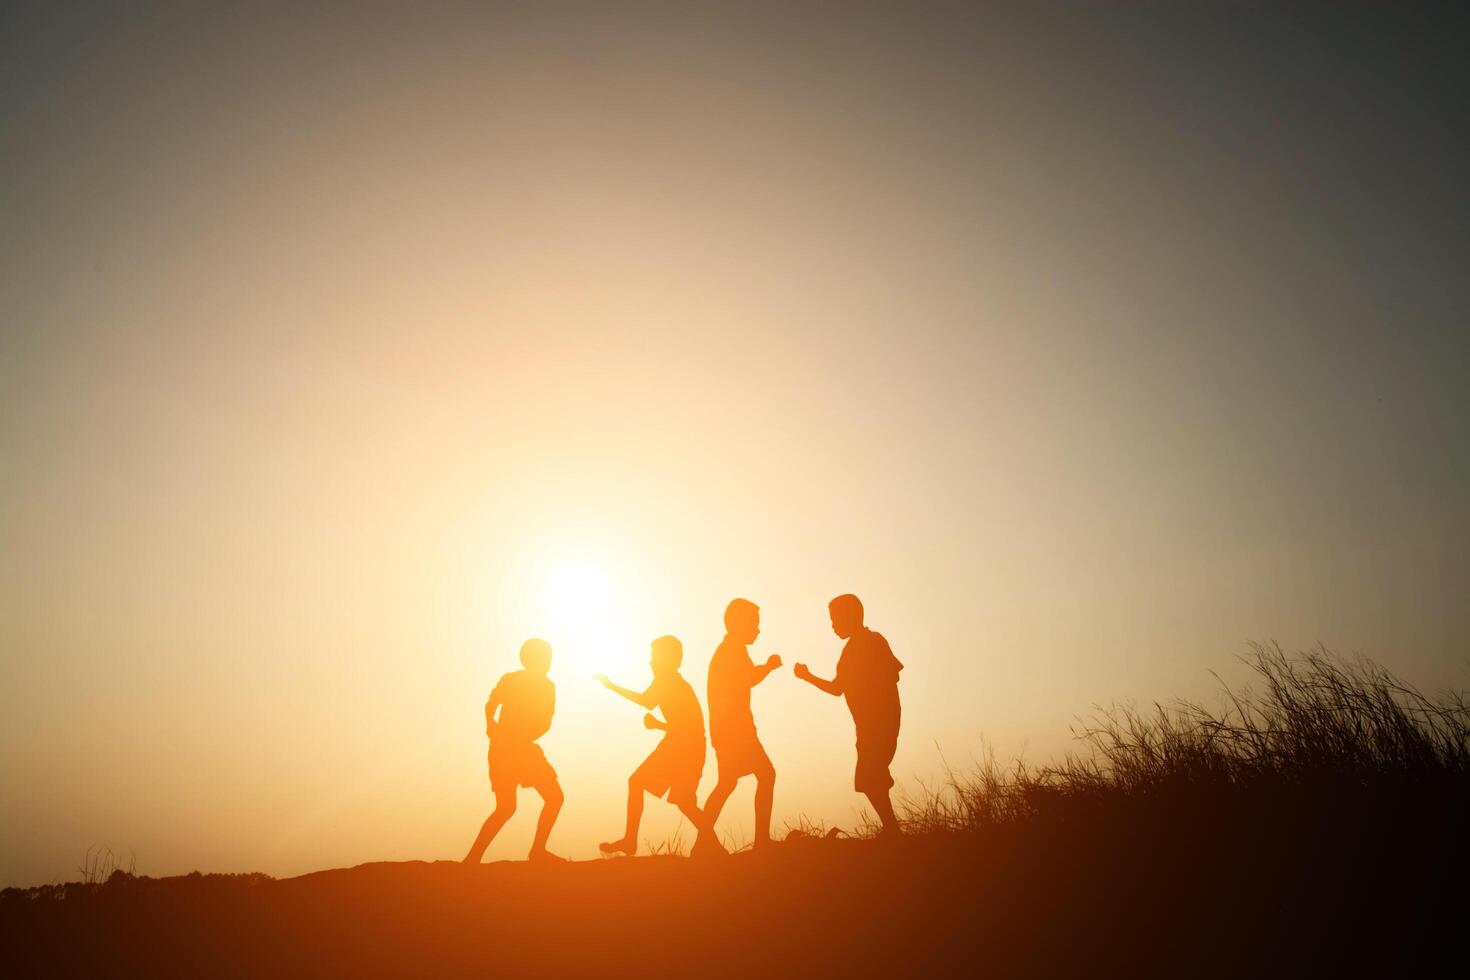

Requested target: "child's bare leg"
[
  {"left": 623, "top": 777, "right": 646, "bottom": 842},
  {"left": 863, "top": 789, "right": 900, "bottom": 834},
  {"left": 753, "top": 761, "right": 776, "bottom": 845},
  {"left": 702, "top": 775, "right": 739, "bottom": 829},
  {"left": 600, "top": 777, "right": 645, "bottom": 855},
  {"left": 464, "top": 788, "right": 517, "bottom": 863},
  {"left": 677, "top": 799, "right": 727, "bottom": 857},
  {"left": 529, "top": 780, "right": 563, "bottom": 858},
  {"left": 675, "top": 799, "right": 713, "bottom": 837}
]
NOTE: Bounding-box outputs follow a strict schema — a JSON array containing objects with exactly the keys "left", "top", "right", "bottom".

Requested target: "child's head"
[
  {"left": 650, "top": 635, "right": 683, "bottom": 675},
  {"left": 723, "top": 598, "right": 761, "bottom": 645},
  {"left": 519, "top": 637, "right": 552, "bottom": 675},
  {"left": 828, "top": 594, "right": 864, "bottom": 639}
]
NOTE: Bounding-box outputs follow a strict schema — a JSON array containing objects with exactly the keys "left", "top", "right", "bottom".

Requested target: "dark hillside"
[{"left": 5, "top": 648, "right": 1464, "bottom": 978}]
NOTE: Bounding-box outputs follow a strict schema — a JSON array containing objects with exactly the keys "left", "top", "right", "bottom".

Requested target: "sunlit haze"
[{"left": 2, "top": 2, "right": 1467, "bottom": 887}]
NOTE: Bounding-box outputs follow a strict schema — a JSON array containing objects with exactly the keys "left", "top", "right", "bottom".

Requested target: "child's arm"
[
  {"left": 793, "top": 663, "right": 843, "bottom": 697},
  {"left": 643, "top": 713, "right": 667, "bottom": 731},
  {"left": 594, "top": 674, "right": 658, "bottom": 709},
  {"left": 484, "top": 691, "right": 503, "bottom": 737},
  {"left": 527, "top": 685, "right": 554, "bottom": 742},
  {"left": 751, "top": 653, "right": 783, "bottom": 687}
]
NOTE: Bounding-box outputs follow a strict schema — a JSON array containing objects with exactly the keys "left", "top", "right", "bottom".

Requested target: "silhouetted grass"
[
  {"left": 896, "top": 642, "right": 1469, "bottom": 837},
  {"left": 643, "top": 825, "right": 689, "bottom": 856},
  {"left": 778, "top": 814, "right": 841, "bottom": 841},
  {"left": 77, "top": 847, "right": 135, "bottom": 887}
]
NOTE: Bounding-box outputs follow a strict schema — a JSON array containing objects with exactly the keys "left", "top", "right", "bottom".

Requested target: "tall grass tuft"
[
  {"left": 899, "top": 643, "right": 1469, "bottom": 837},
  {"left": 78, "top": 847, "right": 135, "bottom": 887}
]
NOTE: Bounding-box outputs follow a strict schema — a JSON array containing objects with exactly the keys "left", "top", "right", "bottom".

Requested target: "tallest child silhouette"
[
  {"left": 703, "top": 598, "right": 782, "bottom": 848},
  {"left": 794, "top": 594, "right": 904, "bottom": 835}
]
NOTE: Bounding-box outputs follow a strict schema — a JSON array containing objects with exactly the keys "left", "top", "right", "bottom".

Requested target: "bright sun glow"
[
  {"left": 543, "top": 561, "right": 619, "bottom": 673},
  {"left": 544, "top": 561, "right": 611, "bottom": 628}
]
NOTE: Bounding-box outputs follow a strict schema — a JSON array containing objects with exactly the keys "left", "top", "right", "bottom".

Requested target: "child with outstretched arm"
[{"left": 595, "top": 635, "right": 724, "bottom": 857}]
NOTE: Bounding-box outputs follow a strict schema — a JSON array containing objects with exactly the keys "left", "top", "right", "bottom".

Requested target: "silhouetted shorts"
[
  {"left": 488, "top": 741, "right": 558, "bottom": 795},
  {"left": 713, "top": 730, "right": 773, "bottom": 781},
  {"left": 632, "top": 735, "right": 705, "bottom": 808},
  {"left": 854, "top": 725, "right": 898, "bottom": 794}
]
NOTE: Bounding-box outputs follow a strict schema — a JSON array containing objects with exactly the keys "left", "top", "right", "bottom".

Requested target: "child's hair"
[
  {"left": 724, "top": 597, "right": 759, "bottom": 631},
  {"left": 650, "top": 635, "right": 683, "bottom": 669},
  {"left": 829, "top": 594, "right": 864, "bottom": 623},
  {"left": 519, "top": 637, "right": 552, "bottom": 672}
]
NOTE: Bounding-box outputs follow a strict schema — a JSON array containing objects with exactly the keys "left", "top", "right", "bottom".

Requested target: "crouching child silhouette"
[
  {"left": 463, "top": 638, "right": 565, "bottom": 863},
  {"left": 794, "top": 594, "right": 904, "bottom": 836},
  {"left": 595, "top": 635, "right": 724, "bottom": 857}
]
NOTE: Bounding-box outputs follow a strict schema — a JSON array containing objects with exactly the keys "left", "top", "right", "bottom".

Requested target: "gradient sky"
[{"left": 3, "top": 2, "right": 1467, "bottom": 887}]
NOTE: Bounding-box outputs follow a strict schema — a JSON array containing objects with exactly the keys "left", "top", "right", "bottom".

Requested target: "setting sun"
[
  {"left": 542, "top": 560, "right": 621, "bottom": 672},
  {"left": 544, "top": 561, "right": 611, "bottom": 626}
]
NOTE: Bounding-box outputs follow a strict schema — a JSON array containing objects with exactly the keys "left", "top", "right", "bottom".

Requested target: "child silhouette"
[
  {"left": 703, "top": 598, "right": 782, "bottom": 848},
  {"left": 794, "top": 594, "right": 904, "bottom": 836},
  {"left": 463, "top": 638, "right": 565, "bottom": 863},
  {"left": 595, "top": 636, "right": 724, "bottom": 857}
]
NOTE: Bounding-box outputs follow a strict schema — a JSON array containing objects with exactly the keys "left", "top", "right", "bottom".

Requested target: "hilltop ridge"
[{"left": 3, "top": 822, "right": 1459, "bottom": 978}]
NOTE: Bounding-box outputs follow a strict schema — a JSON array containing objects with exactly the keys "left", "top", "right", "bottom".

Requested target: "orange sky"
[{"left": 3, "top": 3, "right": 1467, "bottom": 886}]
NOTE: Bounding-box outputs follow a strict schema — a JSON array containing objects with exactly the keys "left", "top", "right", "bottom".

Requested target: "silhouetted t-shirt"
[
  {"left": 836, "top": 629, "right": 902, "bottom": 730},
  {"left": 708, "top": 637, "right": 759, "bottom": 749},
  {"left": 489, "top": 670, "right": 555, "bottom": 744},
  {"left": 644, "top": 672, "right": 705, "bottom": 742}
]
